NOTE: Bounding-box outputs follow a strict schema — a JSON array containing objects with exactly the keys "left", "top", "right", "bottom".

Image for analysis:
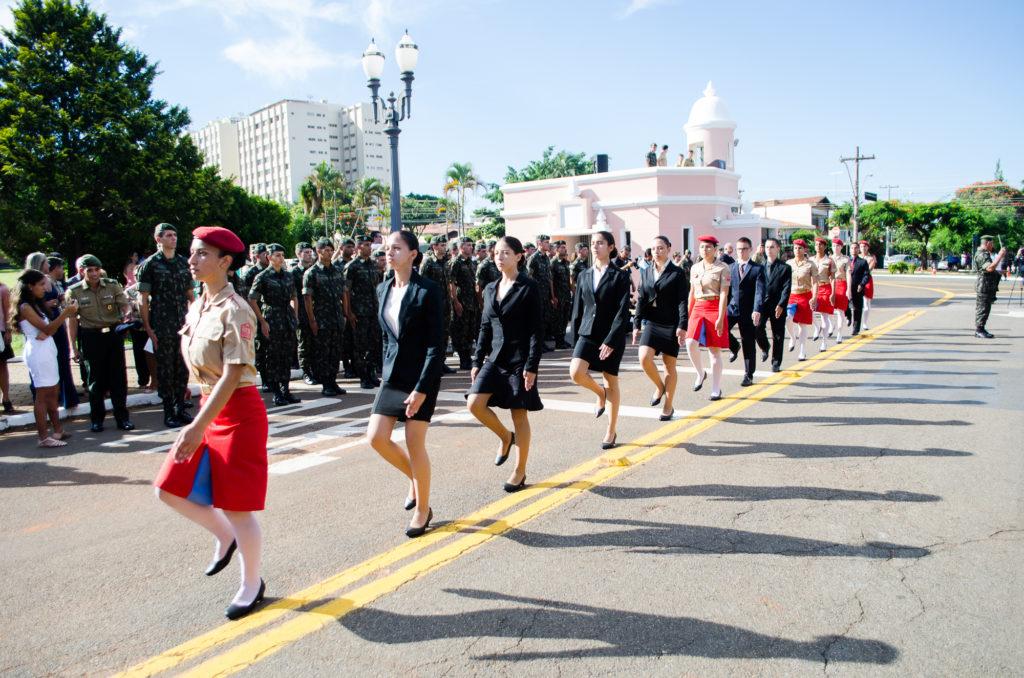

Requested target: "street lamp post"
[{"left": 361, "top": 32, "right": 419, "bottom": 233}]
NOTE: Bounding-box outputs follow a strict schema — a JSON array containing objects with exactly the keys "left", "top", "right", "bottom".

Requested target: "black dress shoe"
[
  {"left": 729, "top": 350, "right": 739, "bottom": 363},
  {"left": 282, "top": 389, "right": 301, "bottom": 404},
  {"left": 182, "top": 400, "right": 194, "bottom": 409},
  {"left": 595, "top": 387, "right": 607, "bottom": 418},
  {"left": 302, "top": 374, "right": 317, "bottom": 385},
  {"left": 659, "top": 409, "right": 674, "bottom": 422},
  {"left": 503, "top": 475, "right": 527, "bottom": 493},
  {"left": 117, "top": 420, "right": 135, "bottom": 431},
  {"left": 164, "top": 415, "right": 183, "bottom": 428},
  {"left": 741, "top": 375, "right": 753, "bottom": 387},
  {"left": 205, "top": 540, "right": 237, "bottom": 576},
  {"left": 225, "top": 579, "right": 265, "bottom": 620},
  {"left": 272, "top": 393, "right": 290, "bottom": 406},
  {"left": 761, "top": 350, "right": 769, "bottom": 363},
  {"left": 771, "top": 364, "right": 781, "bottom": 373},
  {"left": 406, "top": 508, "right": 433, "bottom": 538},
  {"left": 650, "top": 388, "right": 664, "bottom": 407},
  {"left": 90, "top": 422, "right": 104, "bottom": 433},
  {"left": 360, "top": 379, "right": 377, "bottom": 389},
  {"left": 693, "top": 370, "right": 707, "bottom": 392},
  {"left": 175, "top": 408, "right": 193, "bottom": 425},
  {"left": 442, "top": 364, "right": 457, "bottom": 374},
  {"left": 601, "top": 434, "right": 617, "bottom": 450},
  {"left": 976, "top": 329, "right": 994, "bottom": 338},
  {"left": 495, "top": 431, "right": 515, "bottom": 466},
  {"left": 343, "top": 369, "right": 357, "bottom": 379},
  {"left": 404, "top": 495, "right": 416, "bottom": 511}
]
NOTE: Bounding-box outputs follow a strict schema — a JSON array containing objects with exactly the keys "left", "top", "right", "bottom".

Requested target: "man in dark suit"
[
  {"left": 849, "top": 240, "right": 873, "bottom": 336},
  {"left": 726, "top": 237, "right": 765, "bottom": 386},
  {"left": 755, "top": 237, "right": 792, "bottom": 373}
]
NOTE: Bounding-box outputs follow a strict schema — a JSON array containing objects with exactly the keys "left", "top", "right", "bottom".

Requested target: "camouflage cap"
[
  {"left": 525, "top": 242, "right": 536, "bottom": 249},
  {"left": 341, "top": 238, "right": 356, "bottom": 246},
  {"left": 536, "top": 234, "right": 550, "bottom": 242},
  {"left": 356, "top": 234, "right": 372, "bottom": 244},
  {"left": 575, "top": 242, "right": 587, "bottom": 251},
  {"left": 475, "top": 241, "right": 487, "bottom": 250},
  {"left": 459, "top": 236, "right": 474, "bottom": 244},
  {"left": 153, "top": 222, "right": 176, "bottom": 237},
  {"left": 296, "top": 241, "right": 313, "bottom": 251},
  {"left": 266, "top": 243, "right": 285, "bottom": 254},
  {"left": 78, "top": 254, "right": 102, "bottom": 269},
  {"left": 315, "top": 237, "right": 334, "bottom": 249},
  {"left": 430, "top": 234, "right": 447, "bottom": 244},
  {"left": 980, "top": 234, "right": 994, "bottom": 241},
  {"left": 487, "top": 240, "right": 497, "bottom": 248},
  {"left": 554, "top": 240, "right": 567, "bottom": 247},
  {"left": 253, "top": 243, "right": 268, "bottom": 254},
  {"left": 373, "top": 249, "right": 385, "bottom": 257}
]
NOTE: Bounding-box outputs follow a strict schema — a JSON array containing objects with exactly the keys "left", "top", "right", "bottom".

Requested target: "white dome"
[{"left": 684, "top": 81, "right": 736, "bottom": 130}]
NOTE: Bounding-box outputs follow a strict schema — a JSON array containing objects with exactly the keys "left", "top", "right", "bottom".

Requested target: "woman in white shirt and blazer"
[
  {"left": 569, "top": 230, "right": 632, "bottom": 450},
  {"left": 369, "top": 230, "right": 444, "bottom": 538}
]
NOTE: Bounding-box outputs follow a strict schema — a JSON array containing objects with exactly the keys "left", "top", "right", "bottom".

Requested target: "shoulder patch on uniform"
[{"left": 240, "top": 322, "right": 254, "bottom": 340}]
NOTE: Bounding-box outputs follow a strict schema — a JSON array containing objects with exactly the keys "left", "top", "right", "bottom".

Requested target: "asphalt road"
[{"left": 1, "top": 274, "right": 1022, "bottom": 676}]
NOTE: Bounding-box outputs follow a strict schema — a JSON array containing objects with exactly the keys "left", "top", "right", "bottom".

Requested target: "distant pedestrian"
[
  {"left": 675, "top": 154, "right": 686, "bottom": 167},
  {"left": 657, "top": 145, "right": 669, "bottom": 167},
  {"left": 25, "top": 252, "right": 78, "bottom": 410},
  {"left": 645, "top": 143, "right": 657, "bottom": 167},
  {"left": 683, "top": 150, "right": 696, "bottom": 167},
  {"left": 0, "top": 279, "right": 15, "bottom": 413},
  {"left": 973, "top": 235, "right": 1007, "bottom": 338}
]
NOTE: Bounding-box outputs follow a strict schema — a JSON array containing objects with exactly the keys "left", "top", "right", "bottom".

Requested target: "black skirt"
[
  {"left": 572, "top": 335, "right": 626, "bottom": 376},
  {"left": 467, "top": 361, "right": 543, "bottom": 411},
  {"left": 639, "top": 320, "right": 681, "bottom": 358},
  {"left": 372, "top": 382, "right": 438, "bottom": 423}
]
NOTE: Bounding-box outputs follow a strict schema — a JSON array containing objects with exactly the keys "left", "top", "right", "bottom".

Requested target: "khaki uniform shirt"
[
  {"left": 179, "top": 283, "right": 257, "bottom": 395},
  {"left": 812, "top": 255, "right": 835, "bottom": 284},
  {"left": 832, "top": 254, "right": 850, "bottom": 279},
  {"left": 690, "top": 260, "right": 731, "bottom": 299},
  {"left": 65, "top": 278, "right": 128, "bottom": 329},
  {"left": 789, "top": 259, "right": 819, "bottom": 293}
]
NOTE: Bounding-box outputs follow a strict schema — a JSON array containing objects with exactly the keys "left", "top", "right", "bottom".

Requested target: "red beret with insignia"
[
  {"left": 832, "top": 238, "right": 844, "bottom": 245},
  {"left": 792, "top": 238, "right": 808, "bottom": 248},
  {"left": 698, "top": 235, "right": 719, "bottom": 246},
  {"left": 814, "top": 236, "right": 827, "bottom": 243},
  {"left": 858, "top": 240, "right": 870, "bottom": 246},
  {"left": 193, "top": 226, "right": 245, "bottom": 254}
]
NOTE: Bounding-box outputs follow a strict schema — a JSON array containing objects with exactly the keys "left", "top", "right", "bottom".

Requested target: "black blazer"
[
  {"left": 633, "top": 261, "right": 688, "bottom": 330},
  {"left": 571, "top": 265, "right": 632, "bottom": 346},
  {"left": 727, "top": 260, "right": 765, "bottom": 318},
  {"left": 850, "top": 256, "right": 872, "bottom": 291},
  {"left": 473, "top": 272, "right": 544, "bottom": 373},
  {"left": 376, "top": 270, "right": 444, "bottom": 394},
  {"left": 760, "top": 258, "right": 792, "bottom": 312}
]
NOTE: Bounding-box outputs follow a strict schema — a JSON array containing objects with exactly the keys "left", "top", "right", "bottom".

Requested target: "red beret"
[
  {"left": 814, "top": 236, "right": 827, "bottom": 243},
  {"left": 792, "top": 238, "right": 808, "bottom": 247},
  {"left": 698, "top": 235, "right": 719, "bottom": 246},
  {"left": 832, "top": 238, "right": 844, "bottom": 245},
  {"left": 193, "top": 226, "right": 245, "bottom": 254},
  {"left": 858, "top": 240, "right": 870, "bottom": 246}
]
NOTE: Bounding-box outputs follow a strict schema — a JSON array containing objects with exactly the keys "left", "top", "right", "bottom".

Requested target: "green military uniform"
[
  {"left": 973, "top": 239, "right": 1003, "bottom": 336},
  {"left": 419, "top": 235, "right": 451, "bottom": 362},
  {"left": 339, "top": 238, "right": 357, "bottom": 378},
  {"left": 303, "top": 257, "right": 347, "bottom": 391},
  {"left": 475, "top": 256, "right": 501, "bottom": 294},
  {"left": 238, "top": 261, "right": 266, "bottom": 300},
  {"left": 65, "top": 257, "right": 133, "bottom": 430},
  {"left": 291, "top": 258, "right": 315, "bottom": 381},
  {"left": 249, "top": 262, "right": 298, "bottom": 400},
  {"left": 448, "top": 243, "right": 479, "bottom": 368},
  {"left": 550, "top": 249, "right": 573, "bottom": 348},
  {"left": 527, "top": 235, "right": 556, "bottom": 347},
  {"left": 344, "top": 249, "right": 382, "bottom": 388},
  {"left": 137, "top": 233, "right": 192, "bottom": 425}
]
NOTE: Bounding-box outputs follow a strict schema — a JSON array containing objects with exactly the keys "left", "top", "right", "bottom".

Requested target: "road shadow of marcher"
[
  {"left": 588, "top": 484, "right": 941, "bottom": 503},
  {"left": 0, "top": 461, "right": 149, "bottom": 488},
  {"left": 338, "top": 588, "right": 898, "bottom": 665},
  {"left": 684, "top": 441, "right": 971, "bottom": 460}
]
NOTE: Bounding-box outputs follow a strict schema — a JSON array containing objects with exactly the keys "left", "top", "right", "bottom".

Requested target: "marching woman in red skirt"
[
  {"left": 860, "top": 240, "right": 877, "bottom": 330},
  {"left": 685, "top": 235, "right": 731, "bottom": 401},
  {"left": 811, "top": 236, "right": 836, "bottom": 351},
  {"left": 786, "top": 239, "right": 819, "bottom": 362},
  {"left": 154, "top": 226, "right": 269, "bottom": 620},
  {"left": 830, "top": 238, "right": 851, "bottom": 343}
]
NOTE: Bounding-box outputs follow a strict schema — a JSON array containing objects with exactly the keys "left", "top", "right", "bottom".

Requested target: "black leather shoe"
[
  {"left": 495, "top": 431, "right": 515, "bottom": 466},
  {"left": 272, "top": 393, "right": 290, "bottom": 406},
  {"left": 260, "top": 383, "right": 273, "bottom": 394},
  {"left": 282, "top": 388, "right": 300, "bottom": 404},
  {"left": 658, "top": 409, "right": 674, "bottom": 422},
  {"left": 771, "top": 364, "right": 781, "bottom": 373},
  {"left": 761, "top": 350, "right": 769, "bottom": 363},
  {"left": 693, "top": 370, "right": 707, "bottom": 392},
  {"left": 404, "top": 495, "right": 416, "bottom": 511},
  {"left": 741, "top": 375, "right": 753, "bottom": 387},
  {"left": 976, "top": 329, "right": 994, "bottom": 338},
  {"left": 729, "top": 350, "right": 739, "bottom": 363},
  {"left": 302, "top": 373, "right": 317, "bottom": 385},
  {"left": 442, "top": 364, "right": 456, "bottom": 374},
  {"left": 343, "top": 369, "right": 357, "bottom": 379},
  {"left": 225, "top": 579, "right": 265, "bottom": 620},
  {"left": 164, "top": 414, "right": 183, "bottom": 428},
  {"left": 504, "top": 475, "right": 527, "bottom": 493},
  {"left": 182, "top": 400, "right": 194, "bottom": 409},
  {"left": 175, "top": 409, "right": 193, "bottom": 425},
  {"left": 406, "top": 508, "right": 433, "bottom": 538},
  {"left": 117, "top": 420, "right": 135, "bottom": 431},
  {"left": 205, "top": 540, "right": 236, "bottom": 576},
  {"left": 360, "top": 379, "right": 377, "bottom": 389},
  {"left": 601, "top": 434, "right": 617, "bottom": 450},
  {"left": 90, "top": 422, "right": 104, "bottom": 433}
]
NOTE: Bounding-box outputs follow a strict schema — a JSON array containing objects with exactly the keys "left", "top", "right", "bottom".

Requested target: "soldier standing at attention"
[
  {"left": 570, "top": 243, "right": 590, "bottom": 295},
  {"left": 420, "top": 235, "right": 455, "bottom": 373},
  {"left": 449, "top": 236, "right": 480, "bottom": 370},
  {"left": 550, "top": 240, "right": 573, "bottom": 349},
  {"left": 475, "top": 240, "right": 501, "bottom": 308},
  {"left": 345, "top": 234, "right": 383, "bottom": 389},
  {"left": 291, "top": 242, "right": 316, "bottom": 385},
  {"left": 138, "top": 223, "right": 194, "bottom": 428},
  {"left": 338, "top": 237, "right": 358, "bottom": 379},
  {"left": 527, "top": 234, "right": 557, "bottom": 352},
  {"left": 973, "top": 235, "right": 1007, "bottom": 338},
  {"left": 249, "top": 244, "right": 300, "bottom": 406},
  {"left": 238, "top": 244, "right": 268, "bottom": 301},
  {"left": 303, "top": 238, "right": 349, "bottom": 396},
  {"left": 65, "top": 254, "right": 135, "bottom": 432}
]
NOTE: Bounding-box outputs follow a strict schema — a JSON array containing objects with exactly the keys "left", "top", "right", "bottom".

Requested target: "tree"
[
  {"left": 504, "top": 146, "right": 596, "bottom": 183},
  {"left": 350, "top": 176, "right": 388, "bottom": 233},
  {"left": 0, "top": 0, "right": 208, "bottom": 267},
  {"left": 995, "top": 159, "right": 1004, "bottom": 182},
  {"left": 443, "top": 161, "right": 483, "bottom": 238},
  {"left": 299, "top": 162, "right": 346, "bottom": 237}
]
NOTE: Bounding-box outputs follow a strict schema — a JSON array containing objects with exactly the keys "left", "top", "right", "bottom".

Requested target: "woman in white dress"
[{"left": 12, "top": 269, "right": 79, "bottom": 447}]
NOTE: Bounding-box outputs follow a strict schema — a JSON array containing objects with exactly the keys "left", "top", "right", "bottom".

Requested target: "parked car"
[
  {"left": 938, "top": 255, "right": 960, "bottom": 271},
  {"left": 886, "top": 254, "right": 920, "bottom": 268}
]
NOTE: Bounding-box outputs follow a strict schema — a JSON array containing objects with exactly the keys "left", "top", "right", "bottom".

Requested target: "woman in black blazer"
[
  {"left": 569, "top": 230, "right": 632, "bottom": 450},
  {"left": 369, "top": 230, "right": 444, "bottom": 538},
  {"left": 466, "top": 236, "right": 543, "bottom": 493},
  {"left": 632, "top": 235, "right": 688, "bottom": 421}
]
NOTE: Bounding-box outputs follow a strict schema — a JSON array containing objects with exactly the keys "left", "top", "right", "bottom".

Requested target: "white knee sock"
[
  {"left": 863, "top": 299, "right": 872, "bottom": 329},
  {"left": 833, "top": 312, "right": 844, "bottom": 341}
]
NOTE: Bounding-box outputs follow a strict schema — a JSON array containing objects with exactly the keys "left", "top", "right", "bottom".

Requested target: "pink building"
[{"left": 502, "top": 82, "right": 779, "bottom": 254}]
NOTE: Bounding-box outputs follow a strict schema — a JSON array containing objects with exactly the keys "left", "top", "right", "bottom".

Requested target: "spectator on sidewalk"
[
  {"left": 25, "top": 252, "right": 79, "bottom": 410},
  {"left": 645, "top": 143, "right": 657, "bottom": 167},
  {"left": 0, "top": 279, "right": 13, "bottom": 413}
]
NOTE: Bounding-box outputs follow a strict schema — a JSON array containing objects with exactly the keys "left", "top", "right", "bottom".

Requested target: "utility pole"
[
  {"left": 878, "top": 184, "right": 898, "bottom": 257},
  {"left": 880, "top": 184, "right": 899, "bottom": 202},
  {"left": 840, "top": 146, "right": 875, "bottom": 243}
]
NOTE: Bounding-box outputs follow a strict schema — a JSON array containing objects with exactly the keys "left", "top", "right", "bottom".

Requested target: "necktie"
[{"left": 740, "top": 263, "right": 746, "bottom": 279}]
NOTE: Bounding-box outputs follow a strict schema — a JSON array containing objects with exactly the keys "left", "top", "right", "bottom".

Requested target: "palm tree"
[
  {"left": 351, "top": 176, "right": 389, "bottom": 233},
  {"left": 302, "top": 162, "right": 347, "bottom": 236},
  {"left": 443, "top": 162, "right": 483, "bottom": 237}
]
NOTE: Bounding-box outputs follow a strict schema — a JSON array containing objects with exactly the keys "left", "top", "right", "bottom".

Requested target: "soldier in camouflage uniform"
[
  {"left": 420, "top": 235, "right": 455, "bottom": 373},
  {"left": 137, "top": 223, "right": 194, "bottom": 427},
  {"left": 303, "top": 238, "right": 349, "bottom": 396},
  {"left": 344, "top": 234, "right": 383, "bottom": 389},
  {"left": 238, "top": 243, "right": 269, "bottom": 300},
  {"left": 570, "top": 242, "right": 590, "bottom": 294},
  {"left": 527, "top": 234, "right": 557, "bottom": 352},
  {"left": 973, "top": 235, "right": 1008, "bottom": 338},
  {"left": 249, "top": 243, "right": 300, "bottom": 405},
  {"left": 448, "top": 237, "right": 479, "bottom": 369},
  {"left": 550, "top": 240, "right": 573, "bottom": 348},
  {"left": 475, "top": 240, "right": 501, "bottom": 305},
  {"left": 338, "top": 237, "right": 358, "bottom": 379},
  {"left": 291, "top": 242, "right": 316, "bottom": 384}
]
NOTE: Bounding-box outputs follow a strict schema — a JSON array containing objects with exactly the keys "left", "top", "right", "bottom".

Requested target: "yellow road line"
[{"left": 173, "top": 309, "right": 922, "bottom": 677}]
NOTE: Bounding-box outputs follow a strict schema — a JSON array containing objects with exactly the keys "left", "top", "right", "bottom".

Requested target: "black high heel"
[
  {"left": 650, "top": 387, "right": 665, "bottom": 407},
  {"left": 225, "top": 579, "right": 265, "bottom": 620},
  {"left": 692, "top": 370, "right": 707, "bottom": 392},
  {"left": 495, "top": 431, "right": 515, "bottom": 466},
  {"left": 204, "top": 540, "right": 237, "bottom": 577},
  {"left": 406, "top": 508, "right": 433, "bottom": 538},
  {"left": 595, "top": 387, "right": 607, "bottom": 418},
  {"left": 601, "top": 434, "right": 617, "bottom": 450},
  {"left": 659, "top": 409, "right": 674, "bottom": 421},
  {"left": 404, "top": 495, "right": 416, "bottom": 511},
  {"left": 503, "top": 474, "right": 527, "bottom": 493}
]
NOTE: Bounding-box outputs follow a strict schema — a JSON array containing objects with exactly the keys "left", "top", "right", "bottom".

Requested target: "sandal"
[
  {"left": 56, "top": 431, "right": 72, "bottom": 441},
  {"left": 38, "top": 437, "right": 68, "bottom": 448}
]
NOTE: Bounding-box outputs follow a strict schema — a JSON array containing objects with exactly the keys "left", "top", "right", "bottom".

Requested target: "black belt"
[{"left": 79, "top": 325, "right": 118, "bottom": 334}]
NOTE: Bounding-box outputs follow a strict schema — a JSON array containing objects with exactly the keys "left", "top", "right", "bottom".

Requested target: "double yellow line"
[{"left": 121, "top": 304, "right": 930, "bottom": 677}]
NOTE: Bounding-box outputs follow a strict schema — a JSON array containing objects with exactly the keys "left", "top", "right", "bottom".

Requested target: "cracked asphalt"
[{"left": 1, "top": 275, "right": 1022, "bottom": 676}]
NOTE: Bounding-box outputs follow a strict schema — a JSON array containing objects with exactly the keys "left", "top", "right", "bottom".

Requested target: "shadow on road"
[
  {"left": 0, "top": 461, "right": 149, "bottom": 487},
  {"left": 588, "top": 484, "right": 941, "bottom": 503},
  {"left": 684, "top": 441, "right": 972, "bottom": 459},
  {"left": 338, "top": 588, "right": 899, "bottom": 665},
  {"left": 757, "top": 394, "right": 987, "bottom": 406},
  {"left": 727, "top": 415, "right": 970, "bottom": 427}
]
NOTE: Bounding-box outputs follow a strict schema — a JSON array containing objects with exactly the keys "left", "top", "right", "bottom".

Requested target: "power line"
[{"left": 840, "top": 146, "right": 875, "bottom": 242}]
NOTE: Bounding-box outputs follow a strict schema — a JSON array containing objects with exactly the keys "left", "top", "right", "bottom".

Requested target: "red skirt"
[
  {"left": 833, "top": 280, "right": 849, "bottom": 311},
  {"left": 815, "top": 282, "right": 835, "bottom": 314},
  {"left": 685, "top": 299, "right": 729, "bottom": 349},
  {"left": 864, "top": 278, "right": 875, "bottom": 299},
  {"left": 154, "top": 385, "right": 269, "bottom": 511},
  {"left": 787, "top": 291, "right": 814, "bottom": 325}
]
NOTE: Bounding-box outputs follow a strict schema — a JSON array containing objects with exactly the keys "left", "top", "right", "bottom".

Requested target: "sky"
[{"left": 3, "top": 0, "right": 1023, "bottom": 212}]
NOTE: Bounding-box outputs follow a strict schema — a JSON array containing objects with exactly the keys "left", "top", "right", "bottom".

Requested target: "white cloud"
[
  {"left": 1, "top": 0, "right": 17, "bottom": 32},
  {"left": 223, "top": 34, "right": 359, "bottom": 83},
  {"left": 620, "top": 0, "right": 671, "bottom": 19}
]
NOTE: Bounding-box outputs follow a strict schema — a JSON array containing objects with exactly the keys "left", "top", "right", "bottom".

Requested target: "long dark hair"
[
  {"left": 595, "top": 230, "right": 618, "bottom": 261},
  {"left": 498, "top": 236, "right": 527, "bottom": 272},
  {"left": 11, "top": 269, "right": 47, "bottom": 333},
  {"left": 394, "top": 229, "right": 423, "bottom": 269}
]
